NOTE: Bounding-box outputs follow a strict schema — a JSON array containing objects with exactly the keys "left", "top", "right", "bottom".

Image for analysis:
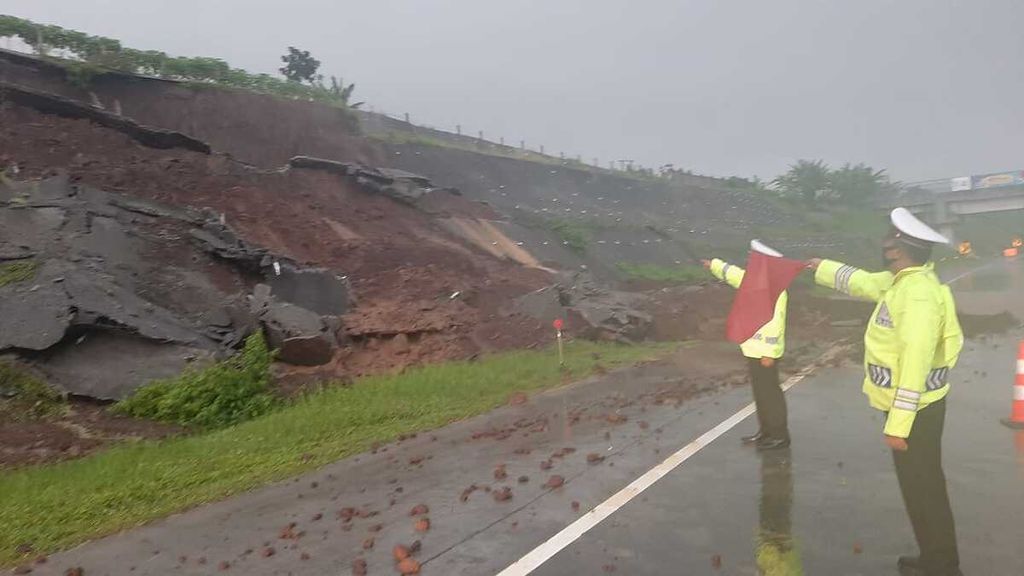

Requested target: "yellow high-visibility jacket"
[
  {"left": 815, "top": 260, "right": 963, "bottom": 438},
  {"left": 709, "top": 258, "right": 788, "bottom": 359}
]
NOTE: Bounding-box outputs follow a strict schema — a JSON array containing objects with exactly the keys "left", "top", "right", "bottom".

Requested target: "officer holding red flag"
[{"left": 703, "top": 240, "right": 792, "bottom": 451}]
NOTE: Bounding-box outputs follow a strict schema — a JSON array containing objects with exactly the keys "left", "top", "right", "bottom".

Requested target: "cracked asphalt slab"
[{"left": 13, "top": 259, "right": 1024, "bottom": 576}]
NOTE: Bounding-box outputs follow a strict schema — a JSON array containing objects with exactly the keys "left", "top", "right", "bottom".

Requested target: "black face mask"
[{"left": 882, "top": 246, "right": 899, "bottom": 269}]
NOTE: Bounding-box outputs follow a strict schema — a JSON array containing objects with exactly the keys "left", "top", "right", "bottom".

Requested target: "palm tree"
[
  {"left": 773, "top": 160, "right": 830, "bottom": 203},
  {"left": 827, "top": 163, "right": 889, "bottom": 205}
]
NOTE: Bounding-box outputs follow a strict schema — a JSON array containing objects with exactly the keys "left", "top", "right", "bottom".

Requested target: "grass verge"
[
  {"left": 0, "top": 360, "right": 64, "bottom": 420},
  {"left": 0, "top": 340, "right": 675, "bottom": 566}
]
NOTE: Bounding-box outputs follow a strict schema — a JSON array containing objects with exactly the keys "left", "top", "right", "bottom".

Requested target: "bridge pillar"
[{"left": 932, "top": 197, "right": 957, "bottom": 244}]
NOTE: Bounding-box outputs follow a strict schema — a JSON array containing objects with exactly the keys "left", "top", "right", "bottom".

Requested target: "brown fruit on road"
[
  {"left": 409, "top": 504, "right": 429, "bottom": 516},
  {"left": 397, "top": 557, "right": 421, "bottom": 574},
  {"left": 493, "top": 464, "right": 508, "bottom": 480},
  {"left": 414, "top": 518, "right": 431, "bottom": 532},
  {"left": 545, "top": 475, "right": 565, "bottom": 489},
  {"left": 393, "top": 544, "right": 411, "bottom": 561}
]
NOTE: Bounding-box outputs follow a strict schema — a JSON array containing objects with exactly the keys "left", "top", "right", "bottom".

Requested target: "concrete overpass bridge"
[{"left": 885, "top": 176, "right": 1024, "bottom": 242}]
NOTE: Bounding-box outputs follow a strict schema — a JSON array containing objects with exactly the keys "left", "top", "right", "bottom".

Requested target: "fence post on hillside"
[
  {"left": 540, "top": 145, "right": 545, "bottom": 155},
  {"left": 456, "top": 124, "right": 461, "bottom": 136},
  {"left": 478, "top": 130, "right": 484, "bottom": 141},
  {"left": 500, "top": 136, "right": 505, "bottom": 146},
  {"left": 520, "top": 140, "right": 525, "bottom": 150},
  {"left": 404, "top": 112, "right": 410, "bottom": 123}
]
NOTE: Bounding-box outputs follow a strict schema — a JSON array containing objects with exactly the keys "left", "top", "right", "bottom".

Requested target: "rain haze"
[{"left": 4, "top": 0, "right": 1022, "bottom": 182}]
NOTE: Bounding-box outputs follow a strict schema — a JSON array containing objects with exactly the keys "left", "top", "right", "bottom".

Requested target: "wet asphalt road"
[
  {"left": 535, "top": 330, "right": 1024, "bottom": 575},
  {"left": 14, "top": 258, "right": 1024, "bottom": 576}
]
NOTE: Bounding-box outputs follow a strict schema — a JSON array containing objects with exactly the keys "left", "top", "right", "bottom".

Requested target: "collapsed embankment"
[{"left": 0, "top": 48, "right": 848, "bottom": 278}]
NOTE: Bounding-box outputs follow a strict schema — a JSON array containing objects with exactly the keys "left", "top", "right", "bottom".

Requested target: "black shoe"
[
  {"left": 899, "top": 567, "right": 963, "bottom": 576},
  {"left": 898, "top": 556, "right": 963, "bottom": 576},
  {"left": 741, "top": 431, "right": 764, "bottom": 444},
  {"left": 756, "top": 437, "right": 791, "bottom": 451}
]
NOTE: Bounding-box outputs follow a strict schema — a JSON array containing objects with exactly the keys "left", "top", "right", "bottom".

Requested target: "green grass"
[
  {"left": 116, "top": 333, "right": 275, "bottom": 429},
  {"left": 0, "top": 260, "right": 38, "bottom": 287},
  {"left": 0, "top": 360, "right": 64, "bottom": 420},
  {"left": 0, "top": 340, "right": 675, "bottom": 566},
  {"left": 372, "top": 130, "right": 579, "bottom": 169},
  {"left": 549, "top": 219, "right": 594, "bottom": 254},
  {"left": 617, "top": 262, "right": 707, "bottom": 284}
]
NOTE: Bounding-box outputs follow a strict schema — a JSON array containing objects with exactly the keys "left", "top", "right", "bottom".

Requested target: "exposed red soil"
[
  {"left": 640, "top": 281, "right": 861, "bottom": 343},
  {"left": 0, "top": 51, "right": 377, "bottom": 168},
  {"left": 1, "top": 104, "right": 552, "bottom": 381},
  {"left": 0, "top": 399, "right": 181, "bottom": 468}
]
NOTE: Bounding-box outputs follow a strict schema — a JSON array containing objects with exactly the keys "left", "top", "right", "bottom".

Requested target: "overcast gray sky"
[{"left": 3, "top": 0, "right": 1022, "bottom": 182}]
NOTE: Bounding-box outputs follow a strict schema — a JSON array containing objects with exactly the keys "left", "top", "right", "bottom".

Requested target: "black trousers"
[
  {"left": 892, "top": 398, "right": 959, "bottom": 571},
  {"left": 747, "top": 358, "right": 789, "bottom": 440}
]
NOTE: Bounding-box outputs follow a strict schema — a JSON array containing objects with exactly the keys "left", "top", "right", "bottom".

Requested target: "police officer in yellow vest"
[
  {"left": 703, "top": 240, "right": 791, "bottom": 451},
  {"left": 808, "top": 208, "right": 963, "bottom": 576}
]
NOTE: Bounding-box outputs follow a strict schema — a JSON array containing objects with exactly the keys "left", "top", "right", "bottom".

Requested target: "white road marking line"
[{"left": 495, "top": 344, "right": 847, "bottom": 576}]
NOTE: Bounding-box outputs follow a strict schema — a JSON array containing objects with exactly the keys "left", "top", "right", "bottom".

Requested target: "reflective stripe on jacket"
[
  {"left": 709, "top": 258, "right": 787, "bottom": 359},
  {"left": 815, "top": 260, "right": 963, "bottom": 437}
]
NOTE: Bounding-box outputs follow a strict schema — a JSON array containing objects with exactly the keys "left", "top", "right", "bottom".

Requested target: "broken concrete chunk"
[
  {"left": 0, "top": 281, "right": 72, "bottom": 350},
  {"left": 259, "top": 301, "right": 336, "bottom": 366},
  {"left": 266, "top": 266, "right": 350, "bottom": 316},
  {"left": 512, "top": 271, "right": 652, "bottom": 342},
  {"left": 0, "top": 175, "right": 351, "bottom": 397}
]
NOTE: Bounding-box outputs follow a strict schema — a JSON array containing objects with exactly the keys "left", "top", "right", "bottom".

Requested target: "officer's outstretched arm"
[
  {"left": 884, "top": 285, "right": 942, "bottom": 438},
  {"left": 709, "top": 258, "right": 745, "bottom": 290},
  {"left": 813, "top": 260, "right": 893, "bottom": 302}
]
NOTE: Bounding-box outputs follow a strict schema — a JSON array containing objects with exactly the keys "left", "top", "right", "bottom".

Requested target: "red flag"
[{"left": 725, "top": 251, "right": 806, "bottom": 344}]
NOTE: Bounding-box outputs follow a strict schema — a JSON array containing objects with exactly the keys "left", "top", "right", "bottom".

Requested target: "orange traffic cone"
[{"left": 1002, "top": 341, "right": 1024, "bottom": 429}]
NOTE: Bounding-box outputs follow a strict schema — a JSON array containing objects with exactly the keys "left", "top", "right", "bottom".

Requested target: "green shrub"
[
  {"left": 116, "top": 333, "right": 276, "bottom": 428},
  {"left": 0, "top": 15, "right": 359, "bottom": 110},
  {"left": 549, "top": 220, "right": 592, "bottom": 254},
  {"left": 0, "top": 260, "right": 38, "bottom": 287},
  {"left": 617, "top": 261, "right": 707, "bottom": 284},
  {"left": 0, "top": 360, "right": 64, "bottom": 418}
]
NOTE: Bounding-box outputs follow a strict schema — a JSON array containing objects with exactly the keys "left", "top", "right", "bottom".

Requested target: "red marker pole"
[{"left": 553, "top": 319, "right": 565, "bottom": 366}]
